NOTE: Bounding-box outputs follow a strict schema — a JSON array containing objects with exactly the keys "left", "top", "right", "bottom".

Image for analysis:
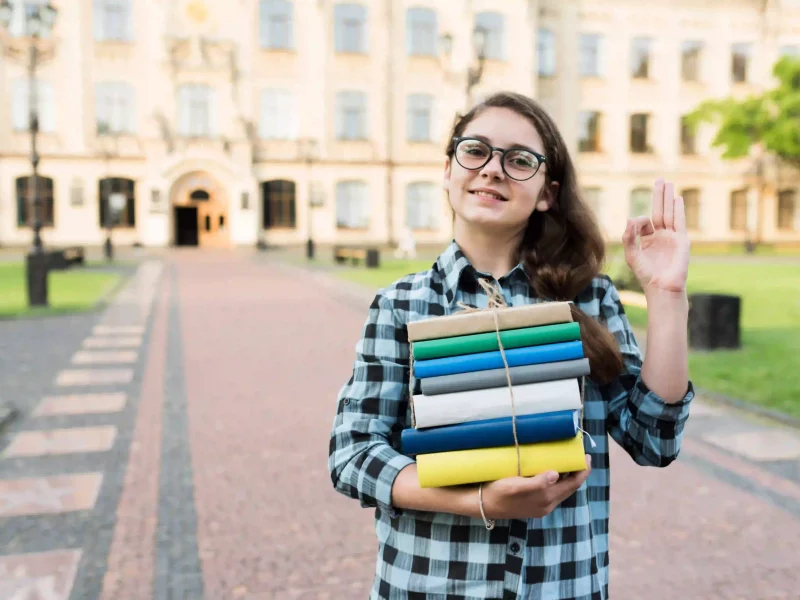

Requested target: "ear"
[
  {"left": 536, "top": 181, "right": 560, "bottom": 212},
  {"left": 442, "top": 157, "right": 452, "bottom": 192}
]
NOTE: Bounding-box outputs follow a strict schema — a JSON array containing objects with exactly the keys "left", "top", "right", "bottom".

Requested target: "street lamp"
[
  {"left": 466, "top": 26, "right": 488, "bottom": 108},
  {"left": 299, "top": 138, "right": 320, "bottom": 260},
  {"left": 0, "top": 0, "right": 58, "bottom": 307}
]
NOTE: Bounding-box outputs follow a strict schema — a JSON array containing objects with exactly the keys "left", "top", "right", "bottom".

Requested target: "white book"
[{"left": 412, "top": 378, "right": 582, "bottom": 429}]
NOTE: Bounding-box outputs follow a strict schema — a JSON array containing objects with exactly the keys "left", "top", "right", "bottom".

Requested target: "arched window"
[
  {"left": 16, "top": 176, "right": 55, "bottom": 227},
  {"left": 190, "top": 189, "right": 210, "bottom": 201},
  {"left": 98, "top": 177, "right": 136, "bottom": 227},
  {"left": 262, "top": 180, "right": 296, "bottom": 228}
]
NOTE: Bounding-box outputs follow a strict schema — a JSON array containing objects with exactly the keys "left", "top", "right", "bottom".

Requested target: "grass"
[
  {"left": 322, "top": 254, "right": 800, "bottom": 418},
  {"left": 0, "top": 262, "right": 122, "bottom": 319}
]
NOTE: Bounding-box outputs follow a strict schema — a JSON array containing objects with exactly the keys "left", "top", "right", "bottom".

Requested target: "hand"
[
  {"left": 481, "top": 455, "right": 592, "bottom": 520},
  {"left": 622, "top": 179, "right": 691, "bottom": 295}
]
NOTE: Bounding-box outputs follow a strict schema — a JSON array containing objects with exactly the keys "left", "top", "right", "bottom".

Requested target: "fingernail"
[{"left": 546, "top": 471, "right": 559, "bottom": 484}]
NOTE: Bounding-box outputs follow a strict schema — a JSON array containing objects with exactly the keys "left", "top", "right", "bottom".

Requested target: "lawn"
[
  {"left": 325, "top": 255, "right": 800, "bottom": 419},
  {"left": 0, "top": 262, "right": 122, "bottom": 319}
]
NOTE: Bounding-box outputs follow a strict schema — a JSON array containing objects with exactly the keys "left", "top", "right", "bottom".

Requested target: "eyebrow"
[{"left": 467, "top": 134, "right": 538, "bottom": 154}]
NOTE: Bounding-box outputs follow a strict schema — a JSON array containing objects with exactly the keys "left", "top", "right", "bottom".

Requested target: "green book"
[{"left": 412, "top": 322, "right": 581, "bottom": 360}]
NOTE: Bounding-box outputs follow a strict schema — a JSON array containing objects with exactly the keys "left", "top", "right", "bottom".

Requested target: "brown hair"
[{"left": 446, "top": 91, "right": 624, "bottom": 384}]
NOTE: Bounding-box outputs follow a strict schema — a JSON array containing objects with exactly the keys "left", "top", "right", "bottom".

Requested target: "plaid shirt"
[{"left": 328, "top": 240, "right": 694, "bottom": 600}]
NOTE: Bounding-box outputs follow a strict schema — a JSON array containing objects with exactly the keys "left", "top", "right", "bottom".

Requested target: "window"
[
  {"left": 682, "top": 188, "right": 701, "bottom": 230},
  {"left": 335, "top": 91, "right": 367, "bottom": 140},
  {"left": 93, "top": 0, "right": 132, "bottom": 41},
  {"left": 334, "top": 3, "right": 367, "bottom": 53},
  {"left": 259, "top": 0, "right": 293, "bottom": 49},
  {"left": 259, "top": 89, "right": 297, "bottom": 140},
  {"left": 95, "top": 82, "right": 135, "bottom": 135},
  {"left": 629, "top": 188, "right": 651, "bottom": 218},
  {"left": 579, "top": 33, "right": 604, "bottom": 77},
  {"left": 730, "top": 189, "right": 748, "bottom": 231},
  {"left": 16, "top": 176, "right": 54, "bottom": 227},
  {"left": 98, "top": 177, "right": 136, "bottom": 228},
  {"left": 407, "top": 7, "right": 437, "bottom": 56},
  {"left": 178, "top": 84, "right": 215, "bottom": 137},
  {"left": 11, "top": 79, "right": 55, "bottom": 133},
  {"left": 680, "top": 116, "right": 696, "bottom": 155},
  {"left": 631, "top": 37, "right": 651, "bottom": 79},
  {"left": 537, "top": 28, "right": 556, "bottom": 77},
  {"left": 681, "top": 40, "right": 703, "bottom": 81},
  {"left": 732, "top": 43, "right": 751, "bottom": 83},
  {"left": 582, "top": 187, "right": 602, "bottom": 217},
  {"left": 336, "top": 181, "right": 370, "bottom": 228},
  {"left": 407, "top": 94, "right": 434, "bottom": 142},
  {"left": 406, "top": 182, "right": 439, "bottom": 230},
  {"left": 190, "top": 190, "right": 210, "bottom": 201},
  {"left": 630, "top": 114, "right": 651, "bottom": 154},
  {"left": 475, "top": 11, "right": 505, "bottom": 60},
  {"left": 262, "top": 180, "right": 296, "bottom": 228},
  {"left": 578, "top": 111, "right": 601, "bottom": 152},
  {"left": 777, "top": 190, "right": 797, "bottom": 231}
]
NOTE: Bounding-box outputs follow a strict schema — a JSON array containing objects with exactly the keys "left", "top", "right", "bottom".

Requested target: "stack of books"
[{"left": 403, "top": 301, "right": 591, "bottom": 488}]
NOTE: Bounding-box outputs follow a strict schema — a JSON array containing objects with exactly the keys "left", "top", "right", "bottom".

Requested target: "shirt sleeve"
[
  {"left": 328, "top": 290, "right": 416, "bottom": 517},
  {"left": 599, "top": 278, "right": 694, "bottom": 467}
]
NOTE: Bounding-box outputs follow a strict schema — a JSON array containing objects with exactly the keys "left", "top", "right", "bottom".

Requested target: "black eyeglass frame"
[{"left": 451, "top": 136, "right": 547, "bottom": 181}]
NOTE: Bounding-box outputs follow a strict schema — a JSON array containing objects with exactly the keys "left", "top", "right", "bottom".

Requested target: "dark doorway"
[{"left": 175, "top": 206, "right": 199, "bottom": 246}]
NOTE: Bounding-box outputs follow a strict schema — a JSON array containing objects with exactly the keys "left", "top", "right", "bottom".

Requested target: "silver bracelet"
[{"left": 478, "top": 484, "right": 495, "bottom": 530}]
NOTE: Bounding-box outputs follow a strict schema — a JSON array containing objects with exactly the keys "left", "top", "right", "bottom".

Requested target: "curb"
[{"left": 693, "top": 387, "right": 800, "bottom": 431}]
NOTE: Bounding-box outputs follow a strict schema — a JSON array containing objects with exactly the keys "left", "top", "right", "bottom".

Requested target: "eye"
[
  {"left": 506, "top": 151, "right": 538, "bottom": 168},
  {"left": 458, "top": 141, "right": 489, "bottom": 157}
]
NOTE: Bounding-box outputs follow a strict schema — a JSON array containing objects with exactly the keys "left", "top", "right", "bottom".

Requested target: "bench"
[
  {"left": 48, "top": 246, "right": 85, "bottom": 270},
  {"left": 333, "top": 246, "right": 380, "bottom": 269}
]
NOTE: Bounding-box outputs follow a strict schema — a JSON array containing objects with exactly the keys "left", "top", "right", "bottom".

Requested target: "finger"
[
  {"left": 515, "top": 470, "right": 561, "bottom": 493},
  {"left": 621, "top": 220, "right": 640, "bottom": 268},
  {"left": 663, "top": 181, "right": 675, "bottom": 230},
  {"left": 673, "top": 195, "right": 687, "bottom": 233},
  {"left": 630, "top": 215, "right": 655, "bottom": 238},
  {"left": 549, "top": 457, "right": 592, "bottom": 501},
  {"left": 651, "top": 179, "right": 665, "bottom": 229}
]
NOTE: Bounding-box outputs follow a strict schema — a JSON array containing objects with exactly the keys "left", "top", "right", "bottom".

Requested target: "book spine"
[
  {"left": 401, "top": 410, "right": 579, "bottom": 455},
  {"left": 412, "top": 322, "right": 581, "bottom": 360},
  {"left": 412, "top": 378, "right": 582, "bottom": 429},
  {"left": 416, "top": 433, "right": 588, "bottom": 488},
  {"left": 419, "top": 358, "right": 591, "bottom": 396},
  {"left": 413, "top": 340, "right": 584, "bottom": 379}
]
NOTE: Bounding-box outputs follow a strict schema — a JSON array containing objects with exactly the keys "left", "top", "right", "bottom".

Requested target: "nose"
[{"left": 479, "top": 151, "right": 505, "bottom": 179}]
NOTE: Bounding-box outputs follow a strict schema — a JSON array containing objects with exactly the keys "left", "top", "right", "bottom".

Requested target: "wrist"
[{"left": 644, "top": 286, "right": 689, "bottom": 311}]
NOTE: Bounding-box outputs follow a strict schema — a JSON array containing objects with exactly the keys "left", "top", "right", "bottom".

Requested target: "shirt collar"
[{"left": 434, "top": 239, "right": 531, "bottom": 306}]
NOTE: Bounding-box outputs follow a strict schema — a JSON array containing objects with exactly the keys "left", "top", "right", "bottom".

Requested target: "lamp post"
[
  {"left": 299, "top": 138, "right": 319, "bottom": 260},
  {"left": 466, "top": 26, "right": 488, "bottom": 110},
  {"left": 0, "top": 0, "right": 58, "bottom": 307}
]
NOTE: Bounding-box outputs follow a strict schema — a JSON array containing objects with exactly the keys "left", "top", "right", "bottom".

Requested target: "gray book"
[{"left": 418, "top": 358, "right": 591, "bottom": 396}]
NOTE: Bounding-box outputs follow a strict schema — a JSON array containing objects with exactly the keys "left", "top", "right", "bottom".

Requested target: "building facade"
[{"left": 0, "top": 0, "right": 798, "bottom": 250}]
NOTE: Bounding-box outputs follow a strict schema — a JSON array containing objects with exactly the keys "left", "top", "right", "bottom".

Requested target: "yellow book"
[{"left": 416, "top": 433, "right": 587, "bottom": 488}]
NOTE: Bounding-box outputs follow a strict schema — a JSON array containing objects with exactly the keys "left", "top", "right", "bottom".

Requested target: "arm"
[{"left": 600, "top": 279, "right": 694, "bottom": 467}]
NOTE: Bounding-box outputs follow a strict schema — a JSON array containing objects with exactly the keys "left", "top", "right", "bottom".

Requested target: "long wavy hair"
[{"left": 446, "top": 91, "right": 624, "bottom": 384}]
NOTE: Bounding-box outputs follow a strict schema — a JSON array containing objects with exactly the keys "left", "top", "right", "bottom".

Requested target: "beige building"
[{"left": 0, "top": 0, "right": 798, "bottom": 251}]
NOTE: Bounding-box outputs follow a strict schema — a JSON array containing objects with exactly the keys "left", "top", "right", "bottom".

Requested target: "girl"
[{"left": 328, "top": 91, "right": 693, "bottom": 600}]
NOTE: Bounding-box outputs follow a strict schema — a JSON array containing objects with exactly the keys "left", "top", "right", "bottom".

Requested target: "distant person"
[
  {"left": 394, "top": 226, "right": 417, "bottom": 260},
  {"left": 328, "top": 91, "right": 693, "bottom": 599}
]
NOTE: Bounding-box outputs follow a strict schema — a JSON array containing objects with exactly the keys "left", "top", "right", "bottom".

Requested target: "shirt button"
[{"left": 510, "top": 542, "right": 520, "bottom": 553}]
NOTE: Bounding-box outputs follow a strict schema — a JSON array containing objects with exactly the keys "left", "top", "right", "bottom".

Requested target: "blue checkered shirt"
[{"left": 328, "top": 240, "right": 694, "bottom": 599}]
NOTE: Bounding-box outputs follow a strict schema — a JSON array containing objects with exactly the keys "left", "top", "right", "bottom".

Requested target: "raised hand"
[{"left": 622, "top": 179, "right": 691, "bottom": 294}]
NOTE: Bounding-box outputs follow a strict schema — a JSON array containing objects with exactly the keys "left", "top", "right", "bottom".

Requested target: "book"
[
  {"left": 407, "top": 301, "right": 573, "bottom": 342},
  {"left": 416, "top": 432, "right": 588, "bottom": 488},
  {"left": 412, "top": 322, "right": 581, "bottom": 361},
  {"left": 413, "top": 340, "right": 584, "bottom": 379},
  {"left": 419, "top": 358, "right": 591, "bottom": 396},
  {"left": 401, "top": 409, "right": 579, "bottom": 456},
  {"left": 411, "top": 378, "right": 582, "bottom": 429}
]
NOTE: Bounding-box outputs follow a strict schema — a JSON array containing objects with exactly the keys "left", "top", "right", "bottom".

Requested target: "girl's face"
[{"left": 444, "top": 107, "right": 556, "bottom": 234}]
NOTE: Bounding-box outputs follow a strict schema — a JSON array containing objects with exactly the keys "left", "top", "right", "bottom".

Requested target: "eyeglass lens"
[{"left": 455, "top": 139, "right": 540, "bottom": 181}]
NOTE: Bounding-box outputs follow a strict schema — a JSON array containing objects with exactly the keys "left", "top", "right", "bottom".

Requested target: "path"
[{"left": 0, "top": 250, "right": 797, "bottom": 599}]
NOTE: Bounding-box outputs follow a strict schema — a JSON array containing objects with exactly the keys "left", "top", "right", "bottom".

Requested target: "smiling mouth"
[{"left": 470, "top": 190, "right": 508, "bottom": 202}]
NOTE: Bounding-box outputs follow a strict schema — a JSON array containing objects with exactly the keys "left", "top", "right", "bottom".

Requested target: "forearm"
[
  {"left": 391, "top": 464, "right": 481, "bottom": 519},
  {"left": 641, "top": 288, "right": 690, "bottom": 403}
]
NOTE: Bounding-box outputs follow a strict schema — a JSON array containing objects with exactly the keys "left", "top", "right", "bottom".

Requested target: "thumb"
[{"left": 519, "top": 470, "right": 560, "bottom": 492}]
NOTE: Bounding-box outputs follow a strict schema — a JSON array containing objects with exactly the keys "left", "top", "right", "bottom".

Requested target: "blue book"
[
  {"left": 401, "top": 410, "right": 579, "bottom": 456},
  {"left": 413, "top": 340, "right": 584, "bottom": 379}
]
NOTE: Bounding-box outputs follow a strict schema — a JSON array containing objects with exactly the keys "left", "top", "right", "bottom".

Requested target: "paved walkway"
[{"left": 0, "top": 250, "right": 798, "bottom": 599}]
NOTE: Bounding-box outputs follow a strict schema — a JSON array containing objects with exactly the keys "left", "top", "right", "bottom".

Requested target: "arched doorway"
[{"left": 169, "top": 171, "right": 229, "bottom": 247}]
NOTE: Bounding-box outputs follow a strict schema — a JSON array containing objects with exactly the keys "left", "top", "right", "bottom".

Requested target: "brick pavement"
[{"left": 0, "top": 250, "right": 799, "bottom": 599}]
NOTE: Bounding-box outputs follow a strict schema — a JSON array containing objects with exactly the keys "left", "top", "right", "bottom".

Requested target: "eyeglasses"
[{"left": 452, "top": 137, "right": 546, "bottom": 181}]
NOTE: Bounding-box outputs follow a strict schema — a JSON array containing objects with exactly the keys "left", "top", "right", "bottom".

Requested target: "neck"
[{"left": 453, "top": 219, "right": 524, "bottom": 280}]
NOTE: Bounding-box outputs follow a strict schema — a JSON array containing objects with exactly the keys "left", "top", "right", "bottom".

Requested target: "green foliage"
[{"left": 685, "top": 55, "right": 800, "bottom": 167}]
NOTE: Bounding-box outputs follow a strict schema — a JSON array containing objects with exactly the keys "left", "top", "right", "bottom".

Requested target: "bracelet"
[{"left": 478, "top": 484, "right": 495, "bottom": 530}]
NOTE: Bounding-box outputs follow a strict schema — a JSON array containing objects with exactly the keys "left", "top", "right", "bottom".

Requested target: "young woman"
[{"left": 328, "top": 91, "right": 693, "bottom": 600}]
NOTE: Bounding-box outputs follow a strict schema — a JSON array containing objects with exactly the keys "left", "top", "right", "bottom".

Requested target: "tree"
[{"left": 685, "top": 55, "right": 800, "bottom": 247}]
